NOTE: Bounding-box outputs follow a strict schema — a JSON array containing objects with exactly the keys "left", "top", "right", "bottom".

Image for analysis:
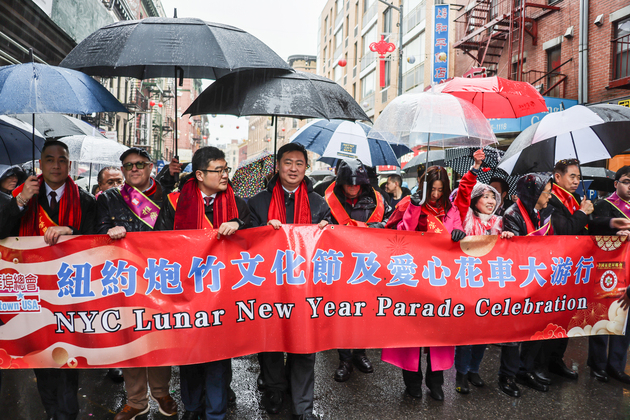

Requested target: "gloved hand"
[
  {"left": 410, "top": 191, "right": 422, "bottom": 206},
  {"left": 451, "top": 229, "right": 466, "bottom": 242}
]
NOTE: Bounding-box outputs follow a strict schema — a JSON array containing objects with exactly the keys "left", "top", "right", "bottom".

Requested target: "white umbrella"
[{"left": 368, "top": 91, "right": 496, "bottom": 203}]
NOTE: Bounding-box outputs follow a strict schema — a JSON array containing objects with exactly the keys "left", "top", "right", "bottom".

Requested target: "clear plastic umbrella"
[
  {"left": 59, "top": 135, "right": 129, "bottom": 190},
  {"left": 368, "top": 90, "right": 496, "bottom": 204}
]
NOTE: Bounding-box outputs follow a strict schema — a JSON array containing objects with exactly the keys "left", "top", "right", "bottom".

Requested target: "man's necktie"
[
  {"left": 49, "top": 191, "right": 58, "bottom": 213},
  {"left": 204, "top": 196, "right": 213, "bottom": 207}
]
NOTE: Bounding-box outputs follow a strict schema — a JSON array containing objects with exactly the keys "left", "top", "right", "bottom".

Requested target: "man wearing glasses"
[
  {"left": 587, "top": 166, "right": 630, "bottom": 385},
  {"left": 95, "top": 166, "right": 124, "bottom": 199},
  {"left": 155, "top": 146, "right": 250, "bottom": 420},
  {"left": 247, "top": 143, "right": 330, "bottom": 420},
  {"left": 96, "top": 147, "right": 177, "bottom": 420},
  {"left": 0, "top": 140, "right": 96, "bottom": 420},
  {"left": 537, "top": 159, "right": 630, "bottom": 385}
]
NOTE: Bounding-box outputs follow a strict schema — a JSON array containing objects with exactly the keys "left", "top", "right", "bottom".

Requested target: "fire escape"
[{"left": 453, "top": 0, "right": 569, "bottom": 96}]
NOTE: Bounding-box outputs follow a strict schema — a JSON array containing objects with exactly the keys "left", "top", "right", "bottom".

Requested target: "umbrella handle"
[{"left": 415, "top": 180, "right": 428, "bottom": 206}]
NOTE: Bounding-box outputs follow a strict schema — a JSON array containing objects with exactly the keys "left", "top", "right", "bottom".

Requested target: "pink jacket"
[{"left": 382, "top": 200, "right": 456, "bottom": 372}]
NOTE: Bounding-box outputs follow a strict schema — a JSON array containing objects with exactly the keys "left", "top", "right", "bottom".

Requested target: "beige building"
[{"left": 317, "top": 0, "right": 458, "bottom": 120}]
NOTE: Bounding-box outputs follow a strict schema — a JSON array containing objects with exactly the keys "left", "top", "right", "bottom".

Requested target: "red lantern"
[
  {"left": 149, "top": 100, "right": 156, "bottom": 107},
  {"left": 282, "top": 128, "right": 286, "bottom": 132},
  {"left": 338, "top": 58, "right": 347, "bottom": 67},
  {"left": 188, "top": 120, "right": 192, "bottom": 125},
  {"left": 158, "top": 102, "right": 163, "bottom": 108},
  {"left": 236, "top": 126, "right": 240, "bottom": 129},
  {"left": 202, "top": 135, "right": 207, "bottom": 140}
]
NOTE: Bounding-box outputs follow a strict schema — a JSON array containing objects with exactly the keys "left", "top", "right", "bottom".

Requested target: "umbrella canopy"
[
  {"left": 368, "top": 91, "right": 497, "bottom": 149},
  {"left": 0, "top": 115, "right": 45, "bottom": 166},
  {"left": 432, "top": 76, "right": 548, "bottom": 118},
  {"left": 580, "top": 166, "right": 615, "bottom": 179},
  {"left": 59, "top": 18, "right": 291, "bottom": 80},
  {"left": 59, "top": 135, "right": 129, "bottom": 166},
  {"left": 308, "top": 169, "right": 335, "bottom": 182},
  {"left": 289, "top": 119, "right": 406, "bottom": 167},
  {"left": 403, "top": 150, "right": 446, "bottom": 175},
  {"left": 498, "top": 104, "right": 630, "bottom": 174},
  {"left": 446, "top": 146, "right": 518, "bottom": 195},
  {"left": 185, "top": 69, "right": 370, "bottom": 121},
  {"left": 231, "top": 150, "right": 275, "bottom": 199},
  {"left": 12, "top": 114, "right": 106, "bottom": 139},
  {"left": 0, "top": 63, "right": 128, "bottom": 115}
]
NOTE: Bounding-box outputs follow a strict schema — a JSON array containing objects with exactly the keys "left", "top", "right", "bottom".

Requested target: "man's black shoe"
[
  {"left": 405, "top": 386, "right": 422, "bottom": 399},
  {"left": 455, "top": 372, "right": 470, "bottom": 394},
  {"left": 516, "top": 372, "right": 549, "bottom": 392},
  {"left": 498, "top": 375, "right": 521, "bottom": 398},
  {"left": 468, "top": 372, "right": 484, "bottom": 387},
  {"left": 293, "top": 414, "right": 320, "bottom": 420},
  {"left": 334, "top": 360, "right": 353, "bottom": 382},
  {"left": 352, "top": 354, "right": 374, "bottom": 373},
  {"left": 257, "top": 373, "right": 265, "bottom": 390},
  {"left": 549, "top": 360, "right": 578, "bottom": 380},
  {"left": 533, "top": 369, "right": 552, "bottom": 385},
  {"left": 428, "top": 385, "right": 444, "bottom": 401},
  {"left": 606, "top": 367, "right": 630, "bottom": 385},
  {"left": 262, "top": 390, "right": 283, "bottom": 414},
  {"left": 107, "top": 368, "right": 124, "bottom": 383},
  {"left": 590, "top": 368, "right": 609, "bottom": 382},
  {"left": 181, "top": 410, "right": 203, "bottom": 420},
  {"left": 228, "top": 387, "right": 236, "bottom": 405}
]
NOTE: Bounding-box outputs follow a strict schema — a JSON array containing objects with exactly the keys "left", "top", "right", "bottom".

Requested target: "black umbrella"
[
  {"left": 403, "top": 150, "right": 446, "bottom": 175},
  {"left": 446, "top": 146, "right": 519, "bottom": 195},
  {"left": 184, "top": 69, "right": 370, "bottom": 169},
  {"left": 60, "top": 15, "right": 291, "bottom": 157},
  {"left": 0, "top": 115, "right": 45, "bottom": 166},
  {"left": 12, "top": 114, "right": 106, "bottom": 140}
]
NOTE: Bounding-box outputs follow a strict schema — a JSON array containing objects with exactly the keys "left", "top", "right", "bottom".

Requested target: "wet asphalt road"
[{"left": 1, "top": 337, "right": 629, "bottom": 419}]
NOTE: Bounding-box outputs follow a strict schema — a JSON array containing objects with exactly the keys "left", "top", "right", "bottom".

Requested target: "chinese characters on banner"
[
  {"left": 0, "top": 227, "right": 627, "bottom": 369},
  {"left": 433, "top": 4, "right": 449, "bottom": 84}
]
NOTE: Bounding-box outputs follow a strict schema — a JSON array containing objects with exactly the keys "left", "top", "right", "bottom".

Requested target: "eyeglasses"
[
  {"left": 540, "top": 190, "right": 553, "bottom": 196},
  {"left": 556, "top": 158, "right": 580, "bottom": 166},
  {"left": 198, "top": 167, "right": 231, "bottom": 175},
  {"left": 618, "top": 180, "right": 630, "bottom": 186},
  {"left": 104, "top": 179, "right": 124, "bottom": 186},
  {"left": 122, "top": 161, "right": 151, "bottom": 170}
]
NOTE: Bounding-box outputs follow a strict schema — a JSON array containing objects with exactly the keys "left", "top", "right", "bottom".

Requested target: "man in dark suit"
[
  {"left": 96, "top": 147, "right": 177, "bottom": 420},
  {"left": 588, "top": 165, "right": 630, "bottom": 384},
  {"left": 539, "top": 159, "right": 630, "bottom": 384},
  {"left": 155, "top": 146, "right": 250, "bottom": 420},
  {"left": 0, "top": 140, "right": 96, "bottom": 420},
  {"left": 248, "top": 143, "right": 330, "bottom": 420}
]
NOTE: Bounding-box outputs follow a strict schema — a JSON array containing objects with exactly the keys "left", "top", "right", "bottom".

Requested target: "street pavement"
[{"left": 1, "top": 337, "right": 628, "bottom": 419}]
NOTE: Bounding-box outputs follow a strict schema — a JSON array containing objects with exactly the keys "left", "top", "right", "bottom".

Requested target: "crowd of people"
[{"left": 1, "top": 141, "right": 630, "bottom": 420}]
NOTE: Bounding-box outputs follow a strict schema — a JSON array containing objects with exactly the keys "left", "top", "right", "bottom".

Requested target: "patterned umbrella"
[
  {"left": 231, "top": 150, "right": 275, "bottom": 199},
  {"left": 446, "top": 146, "right": 518, "bottom": 196}
]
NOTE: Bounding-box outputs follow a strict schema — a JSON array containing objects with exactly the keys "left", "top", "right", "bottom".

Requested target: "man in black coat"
[
  {"left": 0, "top": 140, "right": 96, "bottom": 420},
  {"left": 539, "top": 159, "right": 630, "bottom": 383},
  {"left": 96, "top": 147, "right": 177, "bottom": 420},
  {"left": 324, "top": 158, "right": 392, "bottom": 382},
  {"left": 248, "top": 143, "right": 330, "bottom": 420},
  {"left": 155, "top": 146, "right": 250, "bottom": 420},
  {"left": 587, "top": 165, "right": 630, "bottom": 385}
]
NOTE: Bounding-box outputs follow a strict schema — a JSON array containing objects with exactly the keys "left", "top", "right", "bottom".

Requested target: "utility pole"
[{"left": 378, "top": 0, "right": 403, "bottom": 96}]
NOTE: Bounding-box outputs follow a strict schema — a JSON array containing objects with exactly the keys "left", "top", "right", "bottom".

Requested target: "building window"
[
  {"left": 336, "top": 0, "right": 344, "bottom": 16},
  {"left": 383, "top": 8, "right": 392, "bottom": 35},
  {"left": 362, "top": 71, "right": 375, "bottom": 99},
  {"left": 613, "top": 16, "right": 630, "bottom": 81},
  {"left": 335, "top": 27, "right": 343, "bottom": 50},
  {"left": 334, "top": 64, "right": 343, "bottom": 82},
  {"left": 383, "top": 60, "right": 391, "bottom": 88},
  {"left": 546, "top": 45, "right": 562, "bottom": 97},
  {"left": 364, "top": 0, "right": 375, "bottom": 13},
  {"left": 402, "top": 33, "right": 425, "bottom": 74}
]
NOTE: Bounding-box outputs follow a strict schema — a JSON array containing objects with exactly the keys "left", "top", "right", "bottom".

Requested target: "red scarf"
[
  {"left": 423, "top": 201, "right": 446, "bottom": 221},
  {"left": 517, "top": 199, "right": 553, "bottom": 236},
  {"left": 552, "top": 184, "right": 580, "bottom": 214},
  {"left": 268, "top": 179, "right": 311, "bottom": 224},
  {"left": 172, "top": 178, "right": 239, "bottom": 230},
  {"left": 13, "top": 175, "right": 82, "bottom": 236}
]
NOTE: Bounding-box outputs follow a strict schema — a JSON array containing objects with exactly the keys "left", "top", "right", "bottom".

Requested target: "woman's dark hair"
[
  {"left": 471, "top": 188, "right": 496, "bottom": 216},
  {"left": 418, "top": 166, "right": 451, "bottom": 211}
]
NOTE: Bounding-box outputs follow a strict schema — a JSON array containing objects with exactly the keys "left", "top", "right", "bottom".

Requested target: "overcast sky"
[{"left": 160, "top": 0, "right": 328, "bottom": 145}]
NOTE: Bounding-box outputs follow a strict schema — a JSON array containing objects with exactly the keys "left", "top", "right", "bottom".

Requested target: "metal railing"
[
  {"left": 362, "top": 1, "right": 378, "bottom": 29},
  {"left": 521, "top": 69, "right": 567, "bottom": 98},
  {"left": 613, "top": 32, "right": 630, "bottom": 81},
  {"left": 403, "top": 63, "right": 424, "bottom": 92},
  {"left": 404, "top": 1, "right": 426, "bottom": 33}
]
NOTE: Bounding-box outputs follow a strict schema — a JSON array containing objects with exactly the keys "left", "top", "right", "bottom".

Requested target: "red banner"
[{"left": 0, "top": 227, "right": 627, "bottom": 369}]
